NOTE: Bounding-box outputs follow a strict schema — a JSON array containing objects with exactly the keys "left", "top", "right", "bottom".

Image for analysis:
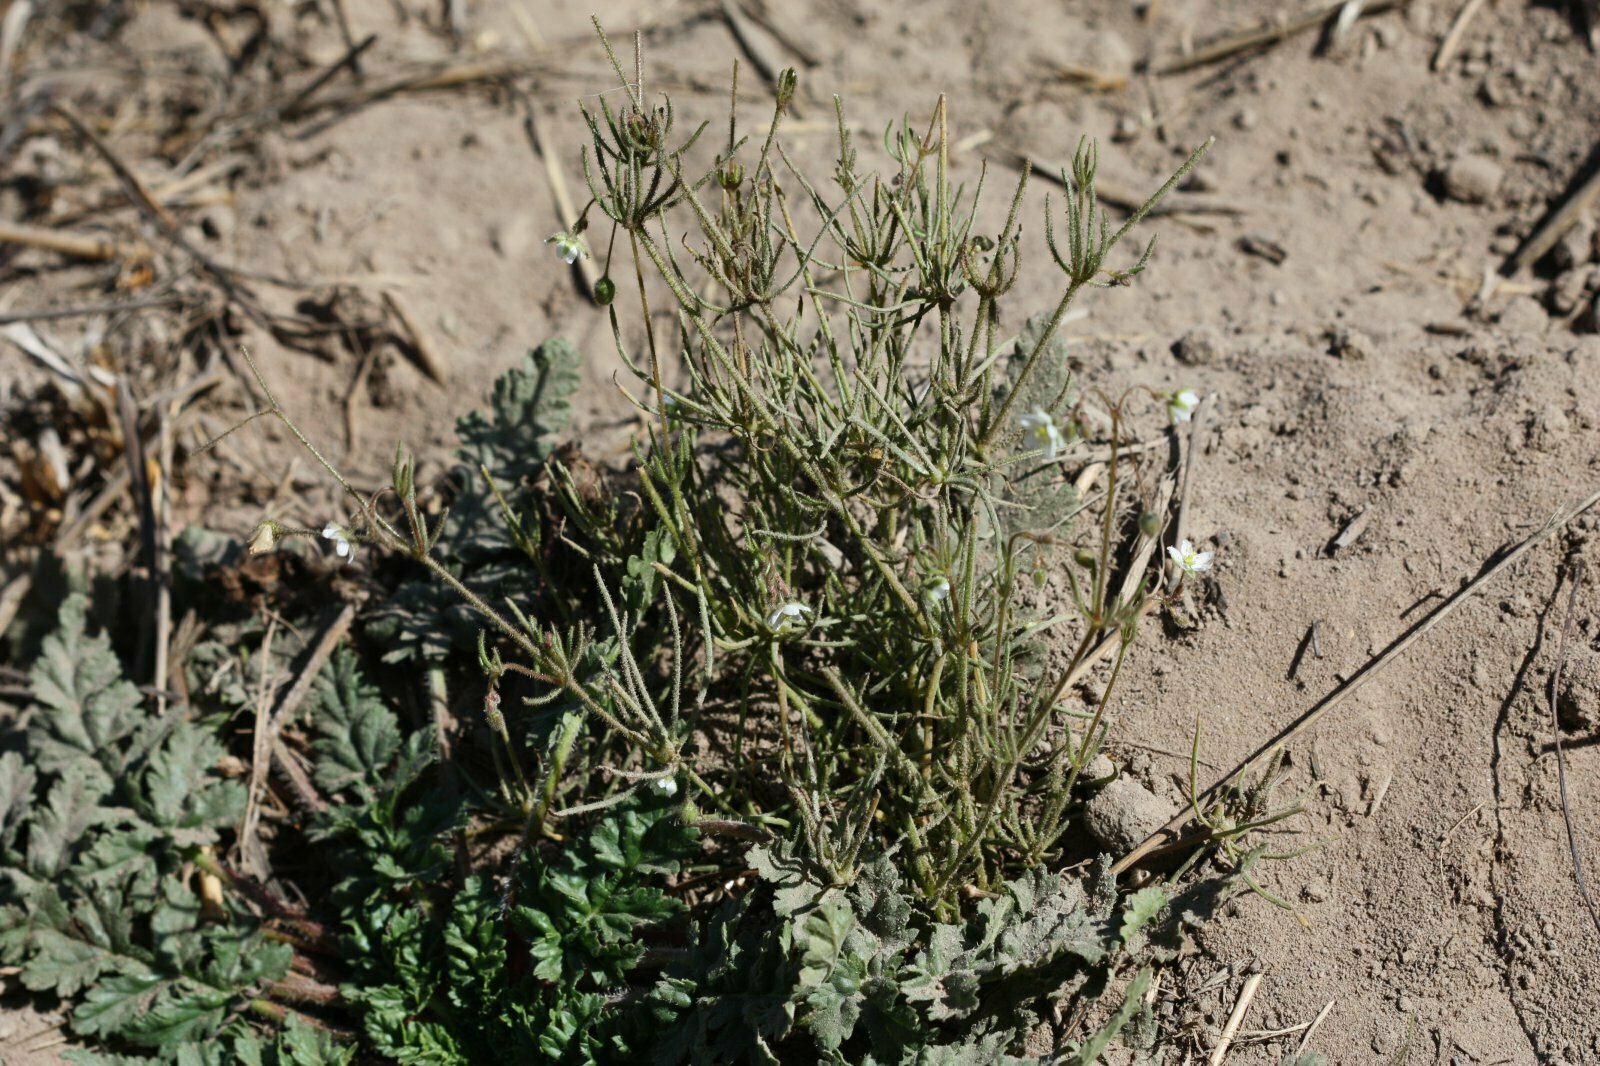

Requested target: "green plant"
[
  {"left": 0, "top": 596, "right": 292, "bottom": 1052},
  {"left": 0, "top": 23, "right": 1277, "bottom": 1065}
]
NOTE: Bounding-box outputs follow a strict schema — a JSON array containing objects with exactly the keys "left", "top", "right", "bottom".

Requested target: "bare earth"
[{"left": 3, "top": 0, "right": 1599, "bottom": 1062}]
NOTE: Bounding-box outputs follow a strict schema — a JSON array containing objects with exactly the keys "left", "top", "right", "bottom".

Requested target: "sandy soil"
[{"left": 3, "top": 0, "right": 1600, "bottom": 1062}]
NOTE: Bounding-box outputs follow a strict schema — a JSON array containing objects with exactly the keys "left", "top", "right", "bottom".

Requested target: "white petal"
[
  {"left": 1191, "top": 551, "right": 1213, "bottom": 571},
  {"left": 322, "top": 522, "right": 339, "bottom": 539},
  {"left": 334, "top": 539, "right": 350, "bottom": 558},
  {"left": 1166, "top": 545, "right": 1184, "bottom": 566}
]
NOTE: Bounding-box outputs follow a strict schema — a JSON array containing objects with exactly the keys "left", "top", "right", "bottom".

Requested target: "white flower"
[
  {"left": 766, "top": 601, "right": 812, "bottom": 630},
  {"left": 1166, "top": 539, "right": 1212, "bottom": 575},
  {"left": 1167, "top": 389, "right": 1199, "bottom": 424},
  {"left": 322, "top": 522, "right": 355, "bottom": 563},
  {"left": 545, "top": 230, "right": 590, "bottom": 265},
  {"left": 925, "top": 577, "right": 951, "bottom": 603},
  {"left": 1019, "top": 409, "right": 1066, "bottom": 460},
  {"left": 654, "top": 777, "right": 678, "bottom": 797}
]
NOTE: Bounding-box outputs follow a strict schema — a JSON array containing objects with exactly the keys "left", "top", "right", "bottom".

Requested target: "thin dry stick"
[
  {"left": 280, "top": 32, "right": 379, "bottom": 119},
  {"left": 0, "top": 296, "right": 179, "bottom": 323},
  {"left": 719, "top": 0, "right": 798, "bottom": 115},
  {"left": 1159, "top": 0, "right": 1409, "bottom": 74},
  {"left": 1433, "top": 0, "right": 1489, "bottom": 71},
  {"left": 1012, "top": 149, "right": 1247, "bottom": 217},
  {"left": 1296, "top": 999, "right": 1336, "bottom": 1055},
  {"left": 1112, "top": 485, "right": 1600, "bottom": 874},
  {"left": 153, "top": 406, "right": 174, "bottom": 713},
  {"left": 1503, "top": 158, "right": 1600, "bottom": 276},
  {"left": 1209, "top": 972, "right": 1263, "bottom": 1065},
  {"left": 0, "top": 220, "right": 148, "bottom": 261},
  {"left": 252, "top": 605, "right": 356, "bottom": 831},
  {"left": 381, "top": 290, "right": 448, "bottom": 384},
  {"left": 1549, "top": 560, "right": 1600, "bottom": 938}
]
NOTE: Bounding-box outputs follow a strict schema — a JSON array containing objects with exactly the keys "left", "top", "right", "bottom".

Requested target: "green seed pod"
[
  {"left": 1031, "top": 567, "right": 1047, "bottom": 588},
  {"left": 594, "top": 276, "right": 617, "bottom": 306},
  {"left": 1138, "top": 510, "right": 1160, "bottom": 538},
  {"left": 1074, "top": 547, "right": 1096, "bottom": 568}
]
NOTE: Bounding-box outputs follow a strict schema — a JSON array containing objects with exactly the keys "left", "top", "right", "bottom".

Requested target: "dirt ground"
[{"left": 4, "top": 0, "right": 1600, "bottom": 1062}]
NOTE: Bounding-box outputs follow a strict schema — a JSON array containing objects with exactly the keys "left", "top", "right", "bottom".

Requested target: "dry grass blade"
[
  {"left": 242, "top": 603, "right": 356, "bottom": 875},
  {"left": 1209, "top": 972, "right": 1263, "bottom": 1064},
  {"left": 1112, "top": 485, "right": 1600, "bottom": 874},
  {"left": 0, "top": 219, "right": 150, "bottom": 261},
  {"left": 1432, "top": 0, "right": 1489, "bottom": 71},
  {"left": 1548, "top": 560, "right": 1600, "bottom": 939},
  {"left": 1011, "top": 148, "right": 1247, "bottom": 217},
  {"left": 1502, "top": 153, "right": 1600, "bottom": 276},
  {"left": 1159, "top": 0, "right": 1408, "bottom": 74}
]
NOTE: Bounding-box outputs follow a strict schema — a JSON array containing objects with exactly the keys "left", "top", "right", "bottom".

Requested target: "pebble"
[
  {"left": 1083, "top": 776, "right": 1174, "bottom": 853},
  {"left": 1441, "top": 154, "right": 1505, "bottom": 205},
  {"left": 490, "top": 213, "right": 539, "bottom": 260},
  {"left": 1547, "top": 268, "right": 1592, "bottom": 315},
  {"left": 1172, "top": 327, "right": 1223, "bottom": 366},
  {"left": 1495, "top": 296, "right": 1548, "bottom": 335},
  {"left": 1557, "top": 647, "right": 1600, "bottom": 732},
  {"left": 1081, "top": 754, "right": 1116, "bottom": 784},
  {"left": 1550, "top": 214, "right": 1596, "bottom": 272},
  {"left": 1328, "top": 325, "right": 1373, "bottom": 360},
  {"left": 1302, "top": 878, "right": 1332, "bottom": 903}
]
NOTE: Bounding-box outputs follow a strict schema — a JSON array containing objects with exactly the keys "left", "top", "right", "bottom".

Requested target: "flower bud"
[
  {"left": 1074, "top": 547, "right": 1096, "bottom": 568},
  {"left": 776, "top": 68, "right": 798, "bottom": 110},
  {"left": 594, "top": 276, "right": 617, "bottom": 306},
  {"left": 1138, "top": 511, "right": 1160, "bottom": 538},
  {"left": 718, "top": 161, "right": 745, "bottom": 190},
  {"left": 247, "top": 521, "right": 279, "bottom": 556}
]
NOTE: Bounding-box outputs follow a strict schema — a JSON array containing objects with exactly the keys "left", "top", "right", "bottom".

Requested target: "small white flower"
[
  {"left": 925, "top": 577, "right": 951, "bottom": 603},
  {"left": 322, "top": 522, "right": 355, "bottom": 563},
  {"left": 766, "top": 601, "right": 812, "bottom": 630},
  {"left": 1166, "top": 539, "right": 1213, "bottom": 575},
  {"left": 654, "top": 777, "right": 678, "bottom": 797},
  {"left": 1019, "top": 408, "right": 1066, "bottom": 460},
  {"left": 1167, "top": 389, "right": 1200, "bottom": 424},
  {"left": 545, "top": 230, "right": 590, "bottom": 265}
]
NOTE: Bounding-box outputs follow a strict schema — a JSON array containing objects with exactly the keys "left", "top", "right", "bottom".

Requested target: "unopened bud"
[
  {"left": 247, "top": 521, "right": 280, "bottom": 556},
  {"left": 775, "top": 68, "right": 798, "bottom": 109}
]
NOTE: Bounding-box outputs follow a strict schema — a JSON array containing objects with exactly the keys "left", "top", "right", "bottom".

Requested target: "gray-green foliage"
[
  {"left": 5, "top": 21, "right": 1253, "bottom": 1064},
  {"left": 538, "top": 20, "right": 1211, "bottom": 906},
  {"left": 369, "top": 338, "right": 583, "bottom": 663},
  {"left": 651, "top": 847, "right": 1165, "bottom": 1065},
  {"left": 0, "top": 597, "right": 283, "bottom": 1052}
]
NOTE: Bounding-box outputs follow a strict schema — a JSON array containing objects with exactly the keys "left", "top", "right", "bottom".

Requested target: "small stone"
[
  {"left": 1173, "top": 328, "right": 1223, "bottom": 366},
  {"left": 1550, "top": 214, "right": 1596, "bottom": 272},
  {"left": 489, "top": 213, "right": 538, "bottom": 260},
  {"left": 1557, "top": 647, "right": 1600, "bottom": 732},
  {"left": 1441, "top": 154, "right": 1505, "bottom": 205},
  {"left": 1302, "top": 878, "right": 1332, "bottom": 903},
  {"left": 1548, "top": 269, "right": 1591, "bottom": 316},
  {"left": 1081, "top": 754, "right": 1116, "bottom": 784},
  {"left": 1083, "top": 776, "right": 1175, "bottom": 853},
  {"left": 1088, "top": 29, "right": 1135, "bottom": 80},
  {"left": 1495, "top": 296, "right": 1548, "bottom": 335},
  {"left": 1233, "top": 108, "right": 1258, "bottom": 131},
  {"left": 1328, "top": 326, "right": 1373, "bottom": 360}
]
